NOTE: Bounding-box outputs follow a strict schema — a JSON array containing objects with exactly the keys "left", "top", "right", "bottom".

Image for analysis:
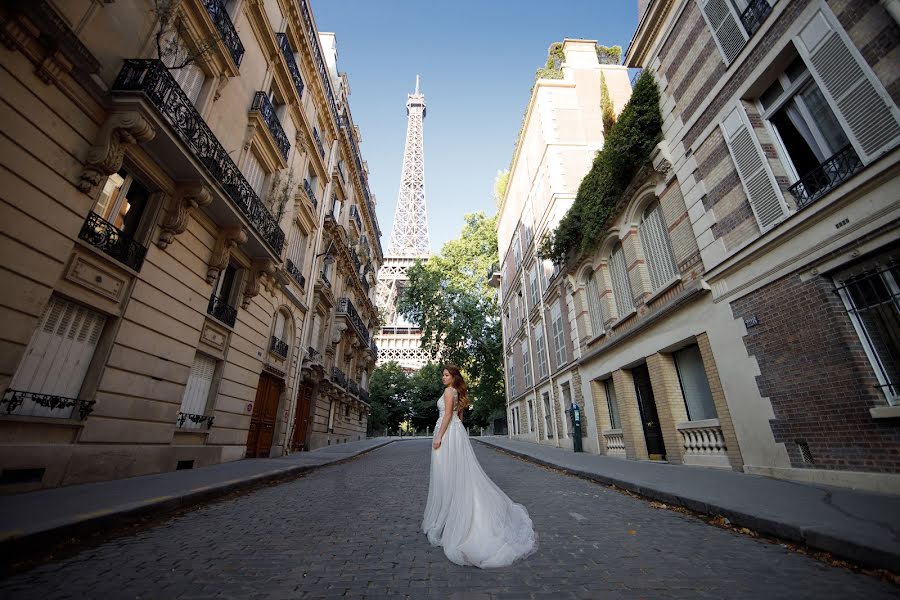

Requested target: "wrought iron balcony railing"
[
  {"left": 348, "top": 380, "right": 359, "bottom": 397},
  {"left": 2, "top": 389, "right": 95, "bottom": 420},
  {"left": 740, "top": 0, "right": 774, "bottom": 37},
  {"left": 369, "top": 340, "right": 378, "bottom": 361},
  {"left": 332, "top": 366, "right": 347, "bottom": 388},
  {"left": 113, "top": 60, "right": 284, "bottom": 253},
  {"left": 270, "top": 335, "right": 289, "bottom": 358},
  {"left": 177, "top": 411, "right": 215, "bottom": 429},
  {"left": 359, "top": 388, "right": 370, "bottom": 404},
  {"left": 285, "top": 258, "right": 306, "bottom": 290},
  {"left": 337, "top": 297, "right": 370, "bottom": 345},
  {"left": 207, "top": 293, "right": 237, "bottom": 327},
  {"left": 308, "top": 346, "right": 321, "bottom": 361},
  {"left": 298, "top": 0, "right": 339, "bottom": 126},
  {"left": 349, "top": 247, "right": 362, "bottom": 275},
  {"left": 79, "top": 211, "right": 147, "bottom": 271},
  {"left": 340, "top": 112, "right": 382, "bottom": 257},
  {"left": 304, "top": 178, "right": 318, "bottom": 209},
  {"left": 788, "top": 144, "right": 863, "bottom": 209},
  {"left": 203, "top": 0, "right": 244, "bottom": 67},
  {"left": 313, "top": 127, "right": 325, "bottom": 160},
  {"left": 349, "top": 205, "right": 362, "bottom": 231},
  {"left": 251, "top": 91, "right": 291, "bottom": 161},
  {"left": 275, "top": 33, "right": 304, "bottom": 99},
  {"left": 337, "top": 160, "right": 347, "bottom": 183}
]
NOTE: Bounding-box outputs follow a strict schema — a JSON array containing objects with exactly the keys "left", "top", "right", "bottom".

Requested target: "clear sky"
[{"left": 311, "top": 0, "right": 640, "bottom": 253}]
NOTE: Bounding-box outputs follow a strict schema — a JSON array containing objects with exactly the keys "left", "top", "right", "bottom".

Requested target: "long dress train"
[{"left": 421, "top": 392, "right": 537, "bottom": 568}]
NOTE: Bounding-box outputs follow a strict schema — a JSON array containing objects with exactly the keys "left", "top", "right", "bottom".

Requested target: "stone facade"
[{"left": 0, "top": 0, "right": 381, "bottom": 492}]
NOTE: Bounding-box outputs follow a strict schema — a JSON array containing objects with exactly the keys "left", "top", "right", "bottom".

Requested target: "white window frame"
[
  {"left": 604, "top": 378, "right": 621, "bottom": 429},
  {"left": 534, "top": 325, "right": 548, "bottom": 379},
  {"left": 551, "top": 301, "right": 567, "bottom": 367}
]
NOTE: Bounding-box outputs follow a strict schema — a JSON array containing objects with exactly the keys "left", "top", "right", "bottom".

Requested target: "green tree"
[
  {"left": 407, "top": 362, "right": 444, "bottom": 431},
  {"left": 399, "top": 212, "right": 506, "bottom": 427},
  {"left": 367, "top": 361, "right": 409, "bottom": 434},
  {"left": 600, "top": 72, "right": 617, "bottom": 134}
]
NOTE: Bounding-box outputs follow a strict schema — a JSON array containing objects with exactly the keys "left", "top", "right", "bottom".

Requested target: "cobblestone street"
[{"left": 1, "top": 440, "right": 896, "bottom": 599}]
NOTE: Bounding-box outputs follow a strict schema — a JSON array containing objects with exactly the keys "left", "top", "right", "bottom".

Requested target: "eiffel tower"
[{"left": 375, "top": 77, "right": 432, "bottom": 371}]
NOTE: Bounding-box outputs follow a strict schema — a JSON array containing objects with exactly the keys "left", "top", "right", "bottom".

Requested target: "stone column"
[
  {"left": 612, "top": 369, "right": 647, "bottom": 460},
  {"left": 646, "top": 352, "right": 689, "bottom": 465},
  {"left": 697, "top": 333, "right": 745, "bottom": 471},
  {"left": 589, "top": 378, "right": 611, "bottom": 455}
]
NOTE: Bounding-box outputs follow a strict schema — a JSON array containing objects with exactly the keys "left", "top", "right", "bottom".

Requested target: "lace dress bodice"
[{"left": 436, "top": 388, "right": 459, "bottom": 422}]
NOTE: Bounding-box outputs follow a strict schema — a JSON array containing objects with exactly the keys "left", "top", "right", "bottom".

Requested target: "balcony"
[
  {"left": 250, "top": 91, "right": 290, "bottom": 161},
  {"left": 369, "top": 339, "right": 378, "bottom": 361},
  {"left": 177, "top": 411, "right": 215, "bottom": 429},
  {"left": 275, "top": 33, "right": 304, "bottom": 99},
  {"left": 285, "top": 258, "right": 306, "bottom": 290},
  {"left": 487, "top": 261, "right": 500, "bottom": 288},
  {"left": 313, "top": 127, "right": 326, "bottom": 160},
  {"left": 207, "top": 293, "right": 237, "bottom": 327},
  {"left": 788, "top": 145, "right": 863, "bottom": 209},
  {"left": 307, "top": 346, "right": 321, "bottom": 362},
  {"left": 348, "top": 380, "right": 359, "bottom": 397},
  {"left": 112, "top": 60, "right": 284, "bottom": 254},
  {"left": 203, "top": 0, "right": 244, "bottom": 67},
  {"left": 337, "top": 297, "right": 370, "bottom": 345},
  {"left": 340, "top": 112, "right": 382, "bottom": 257},
  {"left": 79, "top": 211, "right": 147, "bottom": 272},
  {"left": 740, "top": 0, "right": 773, "bottom": 37},
  {"left": 304, "top": 178, "right": 318, "bottom": 209},
  {"left": 349, "top": 205, "right": 362, "bottom": 232},
  {"left": 298, "top": 0, "right": 339, "bottom": 126},
  {"left": 270, "top": 335, "right": 289, "bottom": 358},
  {"left": 349, "top": 247, "right": 362, "bottom": 275},
  {"left": 359, "top": 388, "right": 370, "bottom": 404},
  {"left": 332, "top": 366, "right": 347, "bottom": 388},
  {"left": 2, "top": 389, "right": 95, "bottom": 420}
]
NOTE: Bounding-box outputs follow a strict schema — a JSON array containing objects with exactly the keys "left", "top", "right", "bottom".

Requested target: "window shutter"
[
  {"left": 721, "top": 106, "right": 787, "bottom": 231},
  {"left": 587, "top": 272, "right": 605, "bottom": 335},
  {"left": 795, "top": 10, "right": 900, "bottom": 163},
  {"left": 179, "top": 353, "right": 216, "bottom": 426},
  {"left": 172, "top": 64, "right": 205, "bottom": 105},
  {"left": 700, "top": 0, "right": 748, "bottom": 65},
  {"left": 609, "top": 246, "right": 633, "bottom": 316},
  {"left": 640, "top": 204, "right": 679, "bottom": 290},
  {"left": 243, "top": 152, "right": 266, "bottom": 197}
]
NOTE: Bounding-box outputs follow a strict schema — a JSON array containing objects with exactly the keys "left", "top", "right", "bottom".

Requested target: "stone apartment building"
[
  {"left": 547, "top": 0, "right": 898, "bottom": 492},
  {"left": 0, "top": 0, "right": 381, "bottom": 492},
  {"left": 493, "top": 39, "right": 633, "bottom": 453}
]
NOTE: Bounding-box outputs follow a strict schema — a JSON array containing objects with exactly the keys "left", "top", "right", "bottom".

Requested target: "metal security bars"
[{"left": 79, "top": 211, "right": 148, "bottom": 271}]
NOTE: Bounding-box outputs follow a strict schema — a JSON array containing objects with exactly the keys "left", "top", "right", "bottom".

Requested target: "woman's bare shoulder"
[{"left": 443, "top": 386, "right": 458, "bottom": 398}]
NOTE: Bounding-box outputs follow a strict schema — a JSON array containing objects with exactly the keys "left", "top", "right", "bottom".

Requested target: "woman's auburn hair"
[{"left": 442, "top": 363, "right": 469, "bottom": 414}]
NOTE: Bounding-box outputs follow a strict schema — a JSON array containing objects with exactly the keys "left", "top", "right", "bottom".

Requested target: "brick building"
[
  {"left": 545, "top": 0, "right": 899, "bottom": 492},
  {"left": 0, "top": 0, "right": 381, "bottom": 491}
]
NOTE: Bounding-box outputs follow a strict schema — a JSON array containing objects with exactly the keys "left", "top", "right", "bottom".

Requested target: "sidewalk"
[
  {"left": 0, "top": 437, "right": 395, "bottom": 559},
  {"left": 474, "top": 436, "right": 900, "bottom": 572}
]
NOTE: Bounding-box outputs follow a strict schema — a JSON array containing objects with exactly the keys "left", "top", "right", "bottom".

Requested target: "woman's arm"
[{"left": 432, "top": 388, "right": 456, "bottom": 450}]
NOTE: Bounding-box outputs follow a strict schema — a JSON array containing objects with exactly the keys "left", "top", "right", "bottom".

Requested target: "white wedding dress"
[{"left": 421, "top": 390, "right": 537, "bottom": 568}]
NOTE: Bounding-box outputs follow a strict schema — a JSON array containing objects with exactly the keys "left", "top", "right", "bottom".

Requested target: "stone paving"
[{"left": 1, "top": 440, "right": 896, "bottom": 599}]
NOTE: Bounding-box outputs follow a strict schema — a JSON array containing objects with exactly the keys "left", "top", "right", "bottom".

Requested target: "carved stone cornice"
[
  {"left": 79, "top": 111, "right": 155, "bottom": 193},
  {"left": 158, "top": 183, "right": 212, "bottom": 250},
  {"left": 206, "top": 227, "right": 247, "bottom": 283},
  {"left": 242, "top": 258, "right": 276, "bottom": 308}
]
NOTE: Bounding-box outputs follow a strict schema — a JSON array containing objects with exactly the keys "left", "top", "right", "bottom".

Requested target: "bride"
[{"left": 421, "top": 364, "right": 537, "bottom": 568}]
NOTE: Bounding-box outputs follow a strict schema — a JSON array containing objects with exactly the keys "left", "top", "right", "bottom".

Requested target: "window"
[
  {"left": 551, "top": 301, "right": 567, "bottom": 367},
  {"left": 560, "top": 382, "right": 572, "bottom": 437},
  {"left": 178, "top": 353, "right": 217, "bottom": 427},
  {"left": 327, "top": 399, "right": 336, "bottom": 433},
  {"left": 287, "top": 223, "right": 309, "bottom": 275},
  {"left": 271, "top": 310, "right": 290, "bottom": 358},
  {"left": 507, "top": 354, "right": 516, "bottom": 395},
  {"left": 609, "top": 244, "right": 633, "bottom": 318},
  {"left": 586, "top": 270, "right": 605, "bottom": 336},
  {"left": 172, "top": 63, "right": 205, "bottom": 105},
  {"left": 674, "top": 345, "right": 718, "bottom": 420},
  {"left": 834, "top": 255, "right": 900, "bottom": 406},
  {"left": 527, "top": 399, "right": 535, "bottom": 432},
  {"left": 92, "top": 169, "right": 151, "bottom": 240},
  {"left": 534, "top": 325, "right": 548, "bottom": 379},
  {"left": 243, "top": 151, "right": 266, "bottom": 198},
  {"left": 699, "top": 0, "right": 773, "bottom": 65},
  {"left": 4, "top": 296, "right": 106, "bottom": 419},
  {"left": 331, "top": 194, "right": 343, "bottom": 219},
  {"left": 639, "top": 203, "right": 679, "bottom": 291},
  {"left": 604, "top": 378, "right": 621, "bottom": 429},
  {"left": 530, "top": 266, "right": 539, "bottom": 309},
  {"left": 513, "top": 235, "right": 522, "bottom": 269},
  {"left": 523, "top": 340, "right": 532, "bottom": 387},
  {"left": 542, "top": 392, "right": 553, "bottom": 439}
]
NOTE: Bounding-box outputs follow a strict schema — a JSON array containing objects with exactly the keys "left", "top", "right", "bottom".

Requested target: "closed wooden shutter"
[
  {"left": 700, "top": 0, "right": 748, "bottom": 65},
  {"left": 795, "top": 10, "right": 900, "bottom": 163},
  {"left": 243, "top": 152, "right": 266, "bottom": 197},
  {"left": 721, "top": 105, "right": 787, "bottom": 231},
  {"left": 609, "top": 245, "right": 633, "bottom": 316},
  {"left": 172, "top": 63, "right": 205, "bottom": 105},
  {"left": 9, "top": 297, "right": 106, "bottom": 418},
  {"left": 639, "top": 203, "right": 679, "bottom": 290},
  {"left": 178, "top": 353, "right": 216, "bottom": 427}
]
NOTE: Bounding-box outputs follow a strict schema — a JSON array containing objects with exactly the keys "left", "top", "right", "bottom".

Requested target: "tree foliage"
[
  {"left": 407, "top": 363, "right": 444, "bottom": 430},
  {"left": 398, "top": 213, "right": 506, "bottom": 426},
  {"left": 367, "top": 361, "right": 409, "bottom": 433},
  {"left": 540, "top": 71, "right": 663, "bottom": 264}
]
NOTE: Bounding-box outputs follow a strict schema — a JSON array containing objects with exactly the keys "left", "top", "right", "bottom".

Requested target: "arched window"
[
  {"left": 609, "top": 243, "right": 633, "bottom": 317},
  {"left": 586, "top": 270, "right": 605, "bottom": 336},
  {"left": 639, "top": 202, "right": 679, "bottom": 290}
]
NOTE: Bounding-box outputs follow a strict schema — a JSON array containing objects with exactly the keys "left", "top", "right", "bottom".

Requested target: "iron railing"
[
  {"left": 79, "top": 211, "right": 147, "bottom": 271},
  {"left": 177, "top": 411, "right": 215, "bottom": 429},
  {"left": 332, "top": 367, "right": 347, "bottom": 388},
  {"left": 202, "top": 0, "right": 244, "bottom": 67},
  {"left": 304, "top": 178, "right": 318, "bottom": 209},
  {"left": 270, "top": 335, "right": 289, "bottom": 358},
  {"left": 348, "top": 380, "right": 359, "bottom": 397},
  {"left": 307, "top": 346, "right": 321, "bottom": 361},
  {"left": 298, "top": 0, "right": 339, "bottom": 125},
  {"left": 285, "top": 258, "right": 306, "bottom": 289},
  {"left": 340, "top": 112, "right": 382, "bottom": 257},
  {"left": 313, "top": 126, "right": 325, "bottom": 159},
  {"left": 113, "top": 60, "right": 284, "bottom": 253},
  {"left": 275, "top": 33, "right": 304, "bottom": 99},
  {"left": 320, "top": 270, "right": 331, "bottom": 287},
  {"left": 207, "top": 293, "right": 237, "bottom": 327},
  {"left": 359, "top": 388, "right": 370, "bottom": 404},
  {"left": 349, "top": 205, "right": 362, "bottom": 231},
  {"left": 337, "top": 297, "right": 369, "bottom": 345},
  {"left": 2, "top": 389, "right": 95, "bottom": 420},
  {"left": 349, "top": 247, "right": 362, "bottom": 275},
  {"left": 369, "top": 339, "right": 378, "bottom": 361},
  {"left": 788, "top": 144, "right": 863, "bottom": 209},
  {"left": 251, "top": 91, "right": 290, "bottom": 161},
  {"left": 740, "top": 0, "right": 774, "bottom": 37}
]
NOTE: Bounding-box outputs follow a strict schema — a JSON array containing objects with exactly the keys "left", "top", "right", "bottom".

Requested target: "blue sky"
[{"left": 312, "top": 0, "right": 640, "bottom": 253}]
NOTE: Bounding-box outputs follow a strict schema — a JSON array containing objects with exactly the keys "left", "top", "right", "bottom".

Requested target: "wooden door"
[
  {"left": 246, "top": 373, "right": 281, "bottom": 458},
  {"left": 291, "top": 383, "right": 313, "bottom": 451},
  {"left": 632, "top": 363, "right": 666, "bottom": 460}
]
